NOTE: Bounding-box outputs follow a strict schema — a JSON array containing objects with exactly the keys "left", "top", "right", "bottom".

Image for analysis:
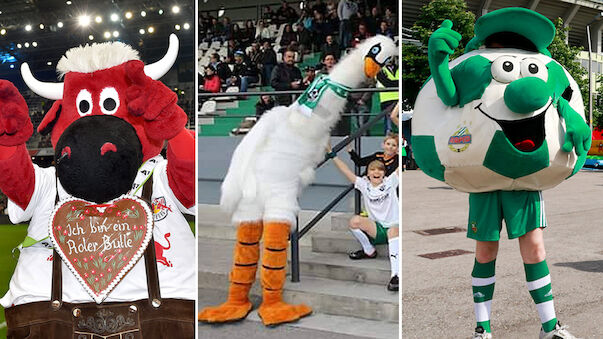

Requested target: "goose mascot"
[{"left": 198, "top": 35, "right": 397, "bottom": 326}]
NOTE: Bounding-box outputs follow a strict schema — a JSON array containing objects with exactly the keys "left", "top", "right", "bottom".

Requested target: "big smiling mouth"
[{"left": 475, "top": 102, "right": 549, "bottom": 152}]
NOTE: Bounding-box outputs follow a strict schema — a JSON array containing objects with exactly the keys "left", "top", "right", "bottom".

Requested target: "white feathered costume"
[{"left": 199, "top": 35, "right": 397, "bottom": 326}]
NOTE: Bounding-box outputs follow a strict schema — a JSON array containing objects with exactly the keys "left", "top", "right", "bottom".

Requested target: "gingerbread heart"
[{"left": 49, "top": 195, "right": 153, "bottom": 303}]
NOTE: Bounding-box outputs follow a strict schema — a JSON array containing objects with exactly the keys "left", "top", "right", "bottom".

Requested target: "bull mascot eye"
[
  {"left": 100, "top": 87, "right": 120, "bottom": 115},
  {"left": 76, "top": 89, "right": 93, "bottom": 116}
]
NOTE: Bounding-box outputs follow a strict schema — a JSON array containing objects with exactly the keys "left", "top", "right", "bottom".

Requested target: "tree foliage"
[{"left": 402, "top": 0, "right": 475, "bottom": 109}]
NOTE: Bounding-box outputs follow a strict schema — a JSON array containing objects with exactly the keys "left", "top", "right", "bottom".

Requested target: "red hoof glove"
[
  {"left": 125, "top": 60, "right": 187, "bottom": 141},
  {"left": 0, "top": 80, "right": 32, "bottom": 147}
]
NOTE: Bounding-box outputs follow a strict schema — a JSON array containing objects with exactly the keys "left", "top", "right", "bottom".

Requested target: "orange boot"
[
  {"left": 198, "top": 221, "right": 262, "bottom": 322},
  {"left": 257, "top": 221, "right": 312, "bottom": 326}
]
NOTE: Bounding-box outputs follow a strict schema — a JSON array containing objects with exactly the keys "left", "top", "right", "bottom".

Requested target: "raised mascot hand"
[
  {"left": 557, "top": 98, "right": 591, "bottom": 156},
  {"left": 125, "top": 60, "right": 187, "bottom": 141},
  {"left": 428, "top": 20, "right": 462, "bottom": 106},
  {"left": 0, "top": 80, "right": 32, "bottom": 147}
]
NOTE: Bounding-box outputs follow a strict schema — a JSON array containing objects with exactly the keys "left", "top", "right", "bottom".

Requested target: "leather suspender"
[{"left": 50, "top": 177, "right": 161, "bottom": 309}]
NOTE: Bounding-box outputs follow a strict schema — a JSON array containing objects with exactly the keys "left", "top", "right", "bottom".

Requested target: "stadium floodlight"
[
  {"left": 10, "top": 64, "right": 14, "bottom": 69},
  {"left": 175, "top": 24, "right": 181, "bottom": 30},
  {"left": 32, "top": 41, "right": 37, "bottom": 47},
  {"left": 112, "top": 31, "right": 119, "bottom": 37},
  {"left": 110, "top": 13, "right": 119, "bottom": 22},
  {"left": 141, "top": 11, "right": 147, "bottom": 17},
  {"left": 47, "top": 61, "right": 52, "bottom": 66},
  {"left": 148, "top": 26, "right": 155, "bottom": 33},
  {"left": 24, "top": 42, "right": 29, "bottom": 48},
  {"left": 158, "top": 9, "right": 164, "bottom": 15},
  {"left": 172, "top": 6, "right": 180, "bottom": 14},
  {"left": 95, "top": 16, "right": 102, "bottom": 23},
  {"left": 39, "top": 24, "right": 44, "bottom": 29},
  {"left": 57, "top": 21, "right": 64, "bottom": 28},
  {"left": 0, "top": 29, "right": 6, "bottom": 35},
  {"left": 78, "top": 15, "right": 91, "bottom": 27},
  {"left": 125, "top": 12, "right": 133, "bottom": 19},
  {"left": 183, "top": 23, "right": 190, "bottom": 30},
  {"left": 25, "top": 24, "right": 32, "bottom": 31},
  {"left": 17, "top": 43, "right": 21, "bottom": 48},
  {"left": 66, "top": 1, "right": 72, "bottom": 5},
  {"left": 104, "top": 31, "right": 111, "bottom": 39},
  {"left": 139, "top": 28, "right": 145, "bottom": 34},
  {"left": 218, "top": 8, "right": 225, "bottom": 17},
  {"left": 88, "top": 35, "right": 94, "bottom": 40}
]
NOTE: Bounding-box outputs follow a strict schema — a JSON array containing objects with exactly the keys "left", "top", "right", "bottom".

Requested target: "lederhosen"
[{"left": 5, "top": 177, "right": 194, "bottom": 339}]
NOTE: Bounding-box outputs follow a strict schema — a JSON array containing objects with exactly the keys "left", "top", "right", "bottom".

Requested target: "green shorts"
[
  {"left": 467, "top": 190, "right": 546, "bottom": 241},
  {"left": 370, "top": 222, "right": 389, "bottom": 245}
]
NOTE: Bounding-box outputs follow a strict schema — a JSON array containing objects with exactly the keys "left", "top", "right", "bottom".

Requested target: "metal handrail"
[
  {"left": 198, "top": 87, "right": 399, "bottom": 98},
  {"left": 290, "top": 105, "right": 395, "bottom": 282}
]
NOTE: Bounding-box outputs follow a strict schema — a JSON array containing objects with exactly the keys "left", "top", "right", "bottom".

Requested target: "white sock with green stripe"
[
  {"left": 472, "top": 259, "right": 496, "bottom": 333},
  {"left": 524, "top": 260, "right": 557, "bottom": 333},
  {"left": 388, "top": 237, "right": 399, "bottom": 277},
  {"left": 351, "top": 229, "right": 375, "bottom": 255}
]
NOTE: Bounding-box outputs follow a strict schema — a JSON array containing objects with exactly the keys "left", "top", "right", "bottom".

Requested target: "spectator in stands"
[
  {"left": 228, "top": 23, "right": 244, "bottom": 43},
  {"left": 276, "top": 1, "right": 298, "bottom": 24},
  {"left": 270, "top": 49, "right": 303, "bottom": 106},
  {"left": 248, "top": 42, "right": 262, "bottom": 65},
  {"left": 255, "top": 20, "right": 272, "bottom": 41},
  {"left": 326, "top": 1, "right": 338, "bottom": 20},
  {"left": 312, "top": 0, "right": 327, "bottom": 15},
  {"left": 297, "top": 9, "right": 313, "bottom": 30},
  {"left": 377, "top": 20, "right": 394, "bottom": 39},
  {"left": 351, "top": 22, "right": 373, "bottom": 47},
  {"left": 365, "top": 6, "right": 381, "bottom": 34},
  {"left": 310, "top": 11, "right": 331, "bottom": 48},
  {"left": 296, "top": 24, "right": 313, "bottom": 55},
  {"left": 241, "top": 20, "right": 255, "bottom": 46},
  {"left": 280, "top": 24, "right": 298, "bottom": 49},
  {"left": 201, "top": 65, "right": 221, "bottom": 93},
  {"left": 258, "top": 40, "right": 278, "bottom": 85},
  {"left": 256, "top": 95, "right": 275, "bottom": 119},
  {"left": 317, "top": 53, "right": 337, "bottom": 76},
  {"left": 207, "top": 17, "right": 224, "bottom": 42},
  {"left": 302, "top": 66, "right": 317, "bottom": 87},
  {"left": 210, "top": 53, "right": 232, "bottom": 82},
  {"left": 228, "top": 50, "right": 259, "bottom": 93},
  {"left": 222, "top": 17, "right": 232, "bottom": 39},
  {"left": 384, "top": 7, "right": 397, "bottom": 31},
  {"left": 320, "top": 35, "right": 341, "bottom": 61},
  {"left": 263, "top": 5, "right": 277, "bottom": 22},
  {"left": 337, "top": 0, "right": 358, "bottom": 49}
]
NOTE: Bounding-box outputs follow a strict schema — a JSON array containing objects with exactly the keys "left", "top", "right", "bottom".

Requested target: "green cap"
[{"left": 465, "top": 7, "right": 555, "bottom": 56}]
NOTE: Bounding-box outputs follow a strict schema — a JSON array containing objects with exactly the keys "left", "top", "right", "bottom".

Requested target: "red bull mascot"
[{"left": 0, "top": 34, "right": 195, "bottom": 338}]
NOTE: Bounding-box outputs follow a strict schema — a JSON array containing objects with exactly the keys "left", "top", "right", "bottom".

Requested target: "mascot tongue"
[{"left": 514, "top": 139, "right": 536, "bottom": 151}]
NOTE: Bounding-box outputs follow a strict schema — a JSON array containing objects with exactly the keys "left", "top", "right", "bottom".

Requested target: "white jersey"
[
  {"left": 0, "top": 157, "right": 195, "bottom": 307},
  {"left": 354, "top": 172, "right": 399, "bottom": 227}
]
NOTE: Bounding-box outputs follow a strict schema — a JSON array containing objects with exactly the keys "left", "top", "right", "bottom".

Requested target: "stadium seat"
[
  {"left": 200, "top": 100, "right": 217, "bottom": 115},
  {"left": 199, "top": 42, "right": 209, "bottom": 50},
  {"left": 210, "top": 41, "right": 221, "bottom": 50}
]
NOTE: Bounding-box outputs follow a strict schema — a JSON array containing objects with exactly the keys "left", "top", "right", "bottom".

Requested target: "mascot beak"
[{"left": 364, "top": 57, "right": 381, "bottom": 78}]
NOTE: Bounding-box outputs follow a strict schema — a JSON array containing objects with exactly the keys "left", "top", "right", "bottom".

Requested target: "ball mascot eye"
[
  {"left": 76, "top": 89, "right": 93, "bottom": 116},
  {"left": 491, "top": 56, "right": 520, "bottom": 83},
  {"left": 520, "top": 58, "right": 548, "bottom": 82},
  {"left": 99, "top": 87, "right": 120, "bottom": 115}
]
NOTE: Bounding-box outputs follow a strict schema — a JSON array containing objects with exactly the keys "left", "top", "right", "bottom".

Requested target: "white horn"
[
  {"left": 21, "top": 63, "right": 63, "bottom": 100},
  {"left": 144, "top": 33, "right": 179, "bottom": 80}
]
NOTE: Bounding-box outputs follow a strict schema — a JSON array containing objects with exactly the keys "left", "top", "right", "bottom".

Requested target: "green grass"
[{"left": 0, "top": 224, "right": 28, "bottom": 338}]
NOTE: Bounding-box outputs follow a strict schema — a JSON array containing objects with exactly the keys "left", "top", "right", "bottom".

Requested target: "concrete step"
[
  {"left": 331, "top": 213, "right": 354, "bottom": 232},
  {"left": 198, "top": 239, "right": 399, "bottom": 322},
  {"left": 312, "top": 232, "right": 390, "bottom": 258},
  {"left": 198, "top": 287, "right": 399, "bottom": 339},
  {"left": 297, "top": 246, "right": 391, "bottom": 284},
  {"left": 198, "top": 116, "right": 214, "bottom": 125}
]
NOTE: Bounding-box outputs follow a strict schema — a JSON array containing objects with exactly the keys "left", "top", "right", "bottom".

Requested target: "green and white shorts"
[
  {"left": 467, "top": 190, "right": 546, "bottom": 241},
  {"left": 369, "top": 222, "right": 389, "bottom": 245}
]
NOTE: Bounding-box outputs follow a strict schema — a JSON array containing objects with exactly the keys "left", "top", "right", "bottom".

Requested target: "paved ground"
[{"left": 402, "top": 170, "right": 603, "bottom": 338}]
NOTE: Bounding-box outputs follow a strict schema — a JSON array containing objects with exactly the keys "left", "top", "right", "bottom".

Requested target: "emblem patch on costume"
[
  {"left": 152, "top": 197, "right": 172, "bottom": 222},
  {"left": 49, "top": 195, "right": 153, "bottom": 304},
  {"left": 471, "top": 221, "right": 478, "bottom": 233},
  {"left": 448, "top": 126, "right": 472, "bottom": 152}
]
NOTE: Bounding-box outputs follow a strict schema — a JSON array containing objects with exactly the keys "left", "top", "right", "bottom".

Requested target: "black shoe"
[
  {"left": 349, "top": 249, "right": 377, "bottom": 260},
  {"left": 387, "top": 275, "right": 399, "bottom": 291}
]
